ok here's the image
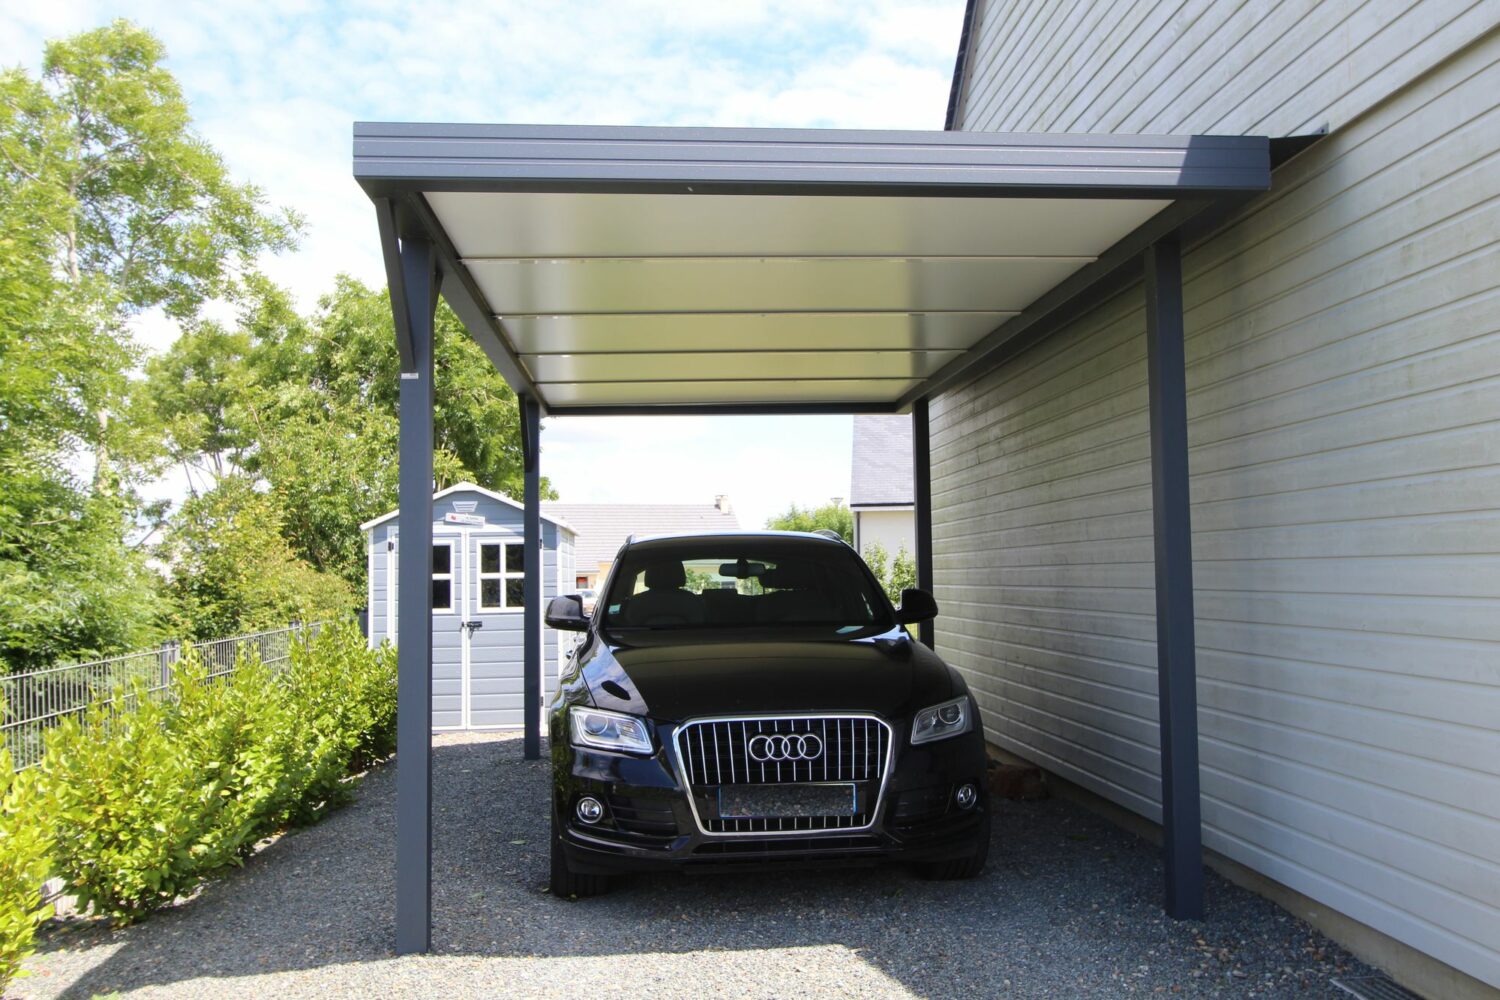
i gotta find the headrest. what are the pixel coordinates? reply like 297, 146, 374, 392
760, 562, 820, 590
644, 561, 687, 589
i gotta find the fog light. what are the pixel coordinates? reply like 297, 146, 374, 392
955, 783, 978, 810
575, 796, 604, 824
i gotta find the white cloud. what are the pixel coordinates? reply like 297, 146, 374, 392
2, 0, 960, 513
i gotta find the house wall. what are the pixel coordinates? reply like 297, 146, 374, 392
955, 0, 1498, 138
853, 507, 916, 562
366, 489, 569, 729
938, 6, 1500, 988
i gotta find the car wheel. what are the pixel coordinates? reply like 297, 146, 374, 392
550, 801, 610, 899
916, 807, 991, 881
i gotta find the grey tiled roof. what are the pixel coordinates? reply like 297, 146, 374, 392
540, 501, 741, 567
849, 414, 913, 507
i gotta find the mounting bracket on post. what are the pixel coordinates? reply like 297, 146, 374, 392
519, 396, 540, 472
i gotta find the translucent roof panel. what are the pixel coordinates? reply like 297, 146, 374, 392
355, 124, 1270, 413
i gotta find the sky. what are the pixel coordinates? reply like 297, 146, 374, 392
1, 0, 967, 530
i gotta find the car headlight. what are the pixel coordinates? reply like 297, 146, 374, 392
910, 696, 972, 745
569, 706, 653, 754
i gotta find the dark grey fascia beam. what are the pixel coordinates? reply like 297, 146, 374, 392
354, 123, 1270, 199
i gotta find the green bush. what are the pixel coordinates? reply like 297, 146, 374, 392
37, 619, 394, 926
44, 680, 243, 921
0, 748, 53, 988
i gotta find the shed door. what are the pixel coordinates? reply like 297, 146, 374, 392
429, 537, 464, 729
466, 536, 527, 728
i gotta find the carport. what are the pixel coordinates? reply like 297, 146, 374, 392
351, 123, 1275, 954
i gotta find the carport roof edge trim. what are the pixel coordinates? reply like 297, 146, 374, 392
353, 122, 1270, 197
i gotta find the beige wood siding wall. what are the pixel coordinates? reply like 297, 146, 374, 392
934, 20, 1500, 988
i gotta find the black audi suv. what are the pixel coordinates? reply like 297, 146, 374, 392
544, 530, 990, 897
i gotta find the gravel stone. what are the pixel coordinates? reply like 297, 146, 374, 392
18, 732, 1374, 998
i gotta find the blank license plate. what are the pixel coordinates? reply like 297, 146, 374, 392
719, 783, 855, 819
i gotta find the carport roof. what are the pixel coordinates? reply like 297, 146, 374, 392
353, 123, 1271, 415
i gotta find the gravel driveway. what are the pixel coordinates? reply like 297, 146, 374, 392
18, 732, 1373, 999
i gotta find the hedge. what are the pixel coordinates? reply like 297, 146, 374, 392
0, 751, 52, 989
0, 620, 395, 988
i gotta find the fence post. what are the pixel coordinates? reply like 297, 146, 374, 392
158, 640, 179, 688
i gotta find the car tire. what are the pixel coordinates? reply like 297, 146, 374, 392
550, 804, 610, 899
916, 807, 991, 881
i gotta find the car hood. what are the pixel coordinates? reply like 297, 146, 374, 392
581, 634, 960, 722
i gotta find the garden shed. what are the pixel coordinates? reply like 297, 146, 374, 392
362, 482, 576, 730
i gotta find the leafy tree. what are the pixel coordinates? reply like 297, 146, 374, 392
0, 484, 167, 669
889, 544, 917, 596
765, 499, 853, 543
0, 21, 297, 666
135, 320, 255, 492
159, 476, 356, 639
232, 276, 555, 588
861, 541, 917, 603
0, 20, 299, 318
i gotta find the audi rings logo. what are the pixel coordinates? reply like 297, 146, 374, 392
748, 733, 824, 762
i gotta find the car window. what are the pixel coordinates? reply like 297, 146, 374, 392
602, 541, 890, 634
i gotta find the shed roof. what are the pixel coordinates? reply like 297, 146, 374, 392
540, 501, 741, 568
360, 481, 574, 532
354, 123, 1271, 415
850, 414, 914, 507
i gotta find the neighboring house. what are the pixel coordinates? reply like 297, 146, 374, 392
940, 3, 1500, 996
849, 414, 914, 559
541, 495, 740, 589
361, 483, 575, 730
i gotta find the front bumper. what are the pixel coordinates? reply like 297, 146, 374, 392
551, 718, 989, 875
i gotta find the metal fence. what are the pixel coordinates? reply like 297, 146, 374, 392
0, 622, 322, 770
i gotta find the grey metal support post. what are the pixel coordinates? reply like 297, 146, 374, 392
912, 397, 935, 649
1143, 233, 1204, 920
394, 237, 439, 955
521, 395, 543, 761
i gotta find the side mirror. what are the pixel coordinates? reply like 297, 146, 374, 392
545, 594, 590, 632
894, 588, 938, 625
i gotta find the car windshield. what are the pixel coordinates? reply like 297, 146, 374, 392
601, 539, 892, 636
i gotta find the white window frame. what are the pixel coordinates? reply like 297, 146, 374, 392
476, 537, 527, 612
431, 539, 456, 614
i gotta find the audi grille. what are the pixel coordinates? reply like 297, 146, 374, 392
674, 715, 893, 835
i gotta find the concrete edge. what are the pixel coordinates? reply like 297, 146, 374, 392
984, 743, 1500, 1000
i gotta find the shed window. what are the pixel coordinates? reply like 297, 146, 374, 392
431, 541, 454, 613
478, 540, 527, 611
